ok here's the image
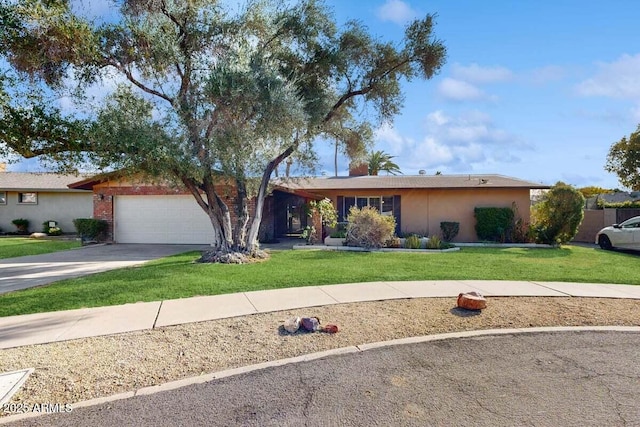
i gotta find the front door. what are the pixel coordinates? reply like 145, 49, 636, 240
273, 192, 308, 237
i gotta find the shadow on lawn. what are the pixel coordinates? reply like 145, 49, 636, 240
509, 247, 572, 259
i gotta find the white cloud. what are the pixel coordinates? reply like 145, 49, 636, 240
576, 53, 640, 99
383, 110, 531, 174
451, 63, 513, 84
425, 111, 450, 126
374, 122, 411, 153
436, 78, 486, 101
376, 0, 418, 25
529, 65, 566, 84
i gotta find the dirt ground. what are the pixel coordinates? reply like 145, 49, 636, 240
1, 296, 640, 414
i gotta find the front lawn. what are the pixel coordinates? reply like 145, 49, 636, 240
0, 237, 81, 259
0, 245, 638, 317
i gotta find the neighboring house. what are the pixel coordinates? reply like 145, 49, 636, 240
584, 191, 640, 210
0, 170, 92, 234
69, 170, 548, 244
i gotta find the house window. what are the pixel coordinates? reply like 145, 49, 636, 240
18, 192, 37, 204
340, 196, 391, 219
337, 194, 401, 233
0, 191, 6, 205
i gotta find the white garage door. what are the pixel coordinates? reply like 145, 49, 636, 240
115, 195, 214, 244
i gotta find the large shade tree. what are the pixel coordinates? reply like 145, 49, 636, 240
0, 0, 446, 258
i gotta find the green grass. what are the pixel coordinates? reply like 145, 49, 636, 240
0, 245, 638, 317
0, 238, 81, 259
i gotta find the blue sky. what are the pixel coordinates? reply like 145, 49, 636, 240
5, 0, 640, 190
320, 0, 640, 189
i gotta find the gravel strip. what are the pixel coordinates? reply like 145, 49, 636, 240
1, 296, 640, 413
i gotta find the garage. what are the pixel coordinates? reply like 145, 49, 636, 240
114, 195, 214, 244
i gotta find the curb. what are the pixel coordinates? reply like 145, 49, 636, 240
2, 326, 639, 424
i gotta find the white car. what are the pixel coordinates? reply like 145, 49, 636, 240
595, 216, 640, 250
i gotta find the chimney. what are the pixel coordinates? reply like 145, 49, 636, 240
0, 163, 6, 173
349, 162, 369, 177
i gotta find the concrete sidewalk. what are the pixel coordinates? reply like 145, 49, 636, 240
1, 280, 639, 350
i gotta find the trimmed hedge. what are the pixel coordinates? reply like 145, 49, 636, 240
73, 218, 108, 241
474, 207, 514, 242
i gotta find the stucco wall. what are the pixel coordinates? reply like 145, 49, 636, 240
0, 191, 92, 233
319, 188, 531, 242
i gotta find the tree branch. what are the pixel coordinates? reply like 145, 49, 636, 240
108, 60, 175, 104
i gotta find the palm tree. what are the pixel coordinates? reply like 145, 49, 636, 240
367, 150, 402, 175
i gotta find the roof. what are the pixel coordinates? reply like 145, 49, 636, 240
0, 172, 91, 192
66, 172, 549, 193
276, 174, 549, 191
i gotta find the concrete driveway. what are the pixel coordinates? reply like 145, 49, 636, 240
0, 244, 209, 294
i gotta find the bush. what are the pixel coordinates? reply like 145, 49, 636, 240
474, 208, 514, 242
301, 225, 316, 244
329, 230, 347, 238
307, 198, 338, 228
404, 234, 421, 249
73, 218, 108, 241
12, 218, 29, 233
532, 182, 585, 245
345, 206, 396, 249
384, 236, 401, 248
42, 220, 63, 236
426, 235, 442, 249
440, 222, 459, 242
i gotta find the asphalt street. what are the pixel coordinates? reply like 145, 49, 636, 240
5, 330, 639, 427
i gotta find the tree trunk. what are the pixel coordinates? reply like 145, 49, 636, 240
234, 178, 251, 250
180, 176, 231, 250
334, 141, 338, 176
246, 145, 296, 253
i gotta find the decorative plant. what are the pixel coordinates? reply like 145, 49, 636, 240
48, 226, 62, 236
301, 225, 316, 245
385, 236, 401, 248
308, 198, 338, 228
12, 218, 29, 234
345, 206, 396, 249
42, 220, 63, 236
426, 235, 442, 249
329, 230, 347, 238
404, 234, 421, 249
440, 221, 459, 242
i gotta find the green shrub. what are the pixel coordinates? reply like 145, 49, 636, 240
474, 207, 514, 242
42, 220, 63, 236
329, 230, 347, 238
532, 182, 585, 245
426, 235, 442, 249
301, 225, 316, 244
73, 218, 108, 241
307, 198, 338, 228
404, 234, 421, 249
440, 221, 459, 242
596, 200, 640, 209
345, 206, 396, 249
12, 218, 29, 233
